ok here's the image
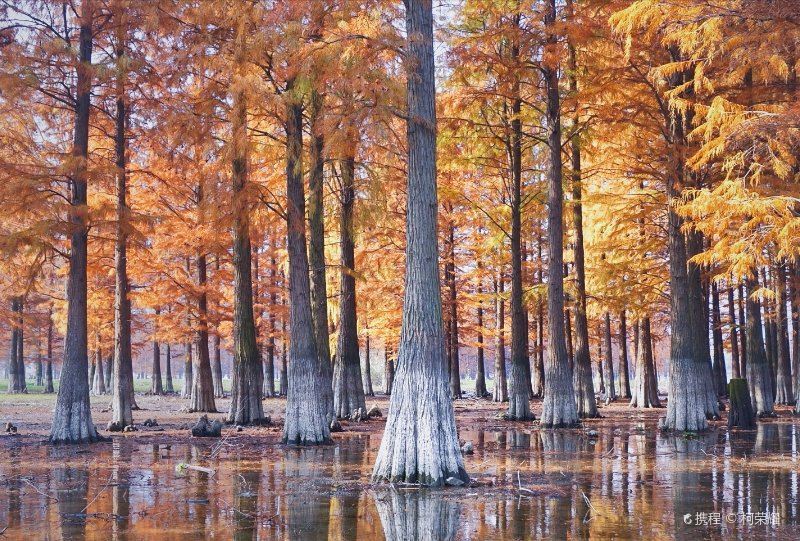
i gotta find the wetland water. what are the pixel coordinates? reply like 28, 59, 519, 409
0, 421, 798, 540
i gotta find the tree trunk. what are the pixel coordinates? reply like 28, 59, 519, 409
164, 343, 174, 393
212, 334, 223, 398
92, 345, 106, 395
728, 285, 741, 379
618, 311, 631, 399
598, 340, 605, 394
282, 92, 329, 443
507, 67, 531, 420
630, 317, 661, 408
372, 0, 468, 485
362, 333, 374, 397
228, 26, 264, 425
35, 347, 43, 387
493, 276, 508, 402
44, 307, 54, 393
745, 274, 774, 416
333, 151, 367, 420
151, 339, 163, 395
108, 15, 134, 432
602, 312, 616, 402
50, 0, 101, 443
774, 262, 793, 405
532, 231, 545, 398
660, 48, 716, 432
7, 298, 24, 393
738, 283, 748, 377
308, 88, 334, 420
539, 0, 578, 428
567, 0, 595, 415
190, 248, 216, 413
263, 254, 278, 398
446, 223, 462, 399
711, 282, 727, 397
383, 347, 394, 395
182, 342, 193, 399
279, 318, 288, 397
727, 378, 755, 430
475, 282, 487, 398
790, 262, 799, 402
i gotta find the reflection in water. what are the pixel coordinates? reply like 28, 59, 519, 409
0, 422, 798, 539
373, 489, 460, 541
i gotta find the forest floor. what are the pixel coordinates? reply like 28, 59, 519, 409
1, 390, 799, 539
0, 387, 797, 442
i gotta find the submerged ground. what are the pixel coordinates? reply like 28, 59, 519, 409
0, 392, 798, 540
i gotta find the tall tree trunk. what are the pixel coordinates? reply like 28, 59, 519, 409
108, 14, 134, 432
598, 339, 605, 394
282, 89, 329, 443
151, 338, 163, 395
44, 307, 54, 393
308, 88, 334, 420
263, 253, 277, 398
493, 276, 508, 402
603, 312, 616, 401
711, 283, 727, 397
745, 274, 774, 416
738, 283, 748, 376
228, 24, 264, 425
372, 0, 468, 485
532, 232, 545, 397
164, 343, 174, 393
383, 347, 394, 395
507, 60, 531, 419
446, 223, 462, 399
618, 311, 631, 399
630, 317, 660, 408
566, 0, 596, 417
790, 263, 799, 402
539, 0, 578, 428
183, 342, 193, 399
35, 343, 43, 387
475, 281, 487, 398
212, 258, 224, 398
279, 316, 288, 397
7, 298, 23, 393
92, 344, 106, 395
333, 150, 366, 420
50, 0, 101, 443
728, 284, 741, 379
660, 48, 716, 432
774, 261, 793, 404
190, 247, 216, 412
362, 333, 374, 397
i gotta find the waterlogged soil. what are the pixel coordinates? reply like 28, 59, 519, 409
1, 394, 799, 540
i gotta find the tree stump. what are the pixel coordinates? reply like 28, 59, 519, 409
727, 378, 756, 430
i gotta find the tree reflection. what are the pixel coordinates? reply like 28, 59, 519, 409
373, 488, 460, 541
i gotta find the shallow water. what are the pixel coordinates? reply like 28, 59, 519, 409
0, 422, 798, 540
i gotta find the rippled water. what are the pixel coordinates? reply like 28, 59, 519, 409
1, 422, 798, 540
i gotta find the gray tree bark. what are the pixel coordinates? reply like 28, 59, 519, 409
150, 339, 163, 395
539, 0, 578, 428
728, 285, 741, 379
372, 0, 468, 485
44, 307, 54, 393
7, 298, 25, 393
282, 92, 330, 443
164, 343, 174, 393
774, 262, 793, 405
383, 347, 394, 395
711, 282, 728, 397
745, 274, 775, 416
475, 281, 488, 398
190, 248, 216, 412
446, 223, 462, 399
108, 18, 134, 432
362, 333, 374, 397
228, 29, 264, 425
308, 88, 335, 420
333, 151, 367, 420
630, 317, 661, 408
493, 276, 508, 402
618, 311, 631, 399
602, 312, 616, 402
50, 0, 102, 443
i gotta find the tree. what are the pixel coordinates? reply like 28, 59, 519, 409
50, 0, 103, 444
372, 0, 468, 486
539, 0, 579, 428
